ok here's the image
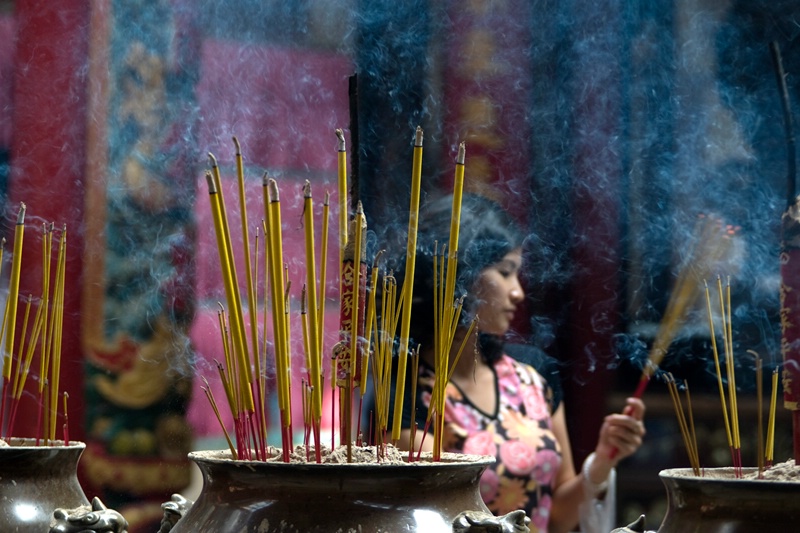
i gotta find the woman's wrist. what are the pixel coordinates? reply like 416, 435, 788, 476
582, 452, 610, 497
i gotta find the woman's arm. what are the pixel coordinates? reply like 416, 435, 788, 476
397, 427, 434, 453
548, 398, 646, 533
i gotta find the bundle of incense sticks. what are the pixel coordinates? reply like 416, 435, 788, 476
702, 282, 780, 478
704, 276, 741, 475
203, 128, 467, 463
426, 143, 477, 461
665, 373, 700, 475
0, 204, 70, 445
204, 137, 334, 463
667, 362, 780, 478
751, 351, 780, 475
632, 215, 736, 398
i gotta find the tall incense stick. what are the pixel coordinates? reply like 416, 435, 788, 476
391, 126, 424, 444
303, 181, 323, 461
430, 143, 466, 461
265, 177, 292, 461
1, 204, 25, 436
233, 137, 266, 459
207, 156, 255, 423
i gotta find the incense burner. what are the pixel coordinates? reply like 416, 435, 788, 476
654, 466, 800, 532
168, 449, 530, 532
0, 438, 90, 532
0, 438, 129, 533
612, 465, 800, 532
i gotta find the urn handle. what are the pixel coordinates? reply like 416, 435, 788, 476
158, 493, 194, 532
50, 496, 129, 533
452, 509, 530, 533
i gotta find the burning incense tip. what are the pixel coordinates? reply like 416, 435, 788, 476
268, 179, 280, 203
207, 152, 219, 168
324, 191, 330, 204
262, 171, 269, 187
205, 171, 217, 194
232, 136, 241, 155
17, 203, 26, 224
336, 128, 346, 151
373, 249, 385, 267
415, 126, 424, 147
304, 180, 312, 198
456, 142, 466, 165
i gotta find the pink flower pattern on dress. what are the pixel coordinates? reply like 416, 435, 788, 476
413, 355, 561, 525
499, 439, 538, 476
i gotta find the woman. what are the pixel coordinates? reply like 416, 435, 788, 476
393, 193, 646, 533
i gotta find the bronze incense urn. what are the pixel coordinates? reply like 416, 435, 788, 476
168, 448, 530, 533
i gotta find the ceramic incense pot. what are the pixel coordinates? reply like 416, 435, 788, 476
655, 466, 800, 532
169, 449, 530, 533
0, 438, 89, 532
0, 438, 128, 533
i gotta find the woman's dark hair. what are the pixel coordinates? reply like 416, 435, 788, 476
394, 192, 524, 363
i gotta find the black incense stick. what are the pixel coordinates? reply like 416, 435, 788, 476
770, 40, 796, 208
348, 73, 360, 213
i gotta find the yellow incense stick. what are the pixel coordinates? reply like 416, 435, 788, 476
767, 367, 778, 465
15, 301, 45, 402
232, 138, 262, 435
3, 204, 26, 383
38, 225, 53, 396
303, 181, 322, 423
301, 285, 312, 387
48, 227, 67, 441
704, 280, 733, 449
718, 277, 740, 455
444, 143, 466, 315
361, 252, 383, 394
318, 192, 330, 355
433, 144, 466, 459
266, 179, 291, 434
10, 297, 32, 400
336, 129, 349, 255
726, 278, 740, 452
206, 175, 246, 420
392, 126, 424, 443
207, 158, 255, 414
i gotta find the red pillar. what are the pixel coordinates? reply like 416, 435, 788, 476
8, 1, 90, 441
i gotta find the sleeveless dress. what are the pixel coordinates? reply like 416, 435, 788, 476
410, 354, 561, 532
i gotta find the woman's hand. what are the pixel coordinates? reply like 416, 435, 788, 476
593, 397, 646, 471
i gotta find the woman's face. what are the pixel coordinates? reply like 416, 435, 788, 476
472, 248, 524, 336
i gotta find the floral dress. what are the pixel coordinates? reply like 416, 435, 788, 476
410, 354, 561, 532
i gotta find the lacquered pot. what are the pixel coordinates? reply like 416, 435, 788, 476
657, 467, 800, 532
171, 449, 529, 533
0, 438, 89, 532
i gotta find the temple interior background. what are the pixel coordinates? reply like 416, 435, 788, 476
1, 0, 798, 531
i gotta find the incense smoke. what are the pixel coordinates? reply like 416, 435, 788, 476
5, 1, 799, 443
